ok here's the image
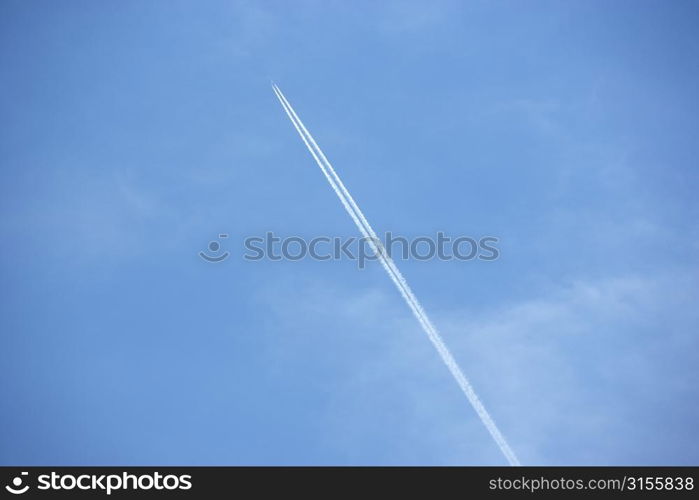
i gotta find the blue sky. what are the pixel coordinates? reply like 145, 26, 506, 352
1, 0, 698, 465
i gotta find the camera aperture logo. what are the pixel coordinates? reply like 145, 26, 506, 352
199, 233, 230, 262
5, 471, 192, 496
5, 472, 29, 495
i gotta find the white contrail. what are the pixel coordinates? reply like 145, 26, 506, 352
272, 83, 520, 466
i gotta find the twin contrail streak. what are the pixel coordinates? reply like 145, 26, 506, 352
272, 83, 520, 466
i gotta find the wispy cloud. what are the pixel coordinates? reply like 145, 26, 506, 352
257, 268, 698, 464
443, 272, 699, 464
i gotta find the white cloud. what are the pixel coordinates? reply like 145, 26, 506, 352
256, 268, 699, 464
441, 272, 699, 464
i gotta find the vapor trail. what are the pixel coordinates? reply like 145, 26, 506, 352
272, 84, 520, 466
